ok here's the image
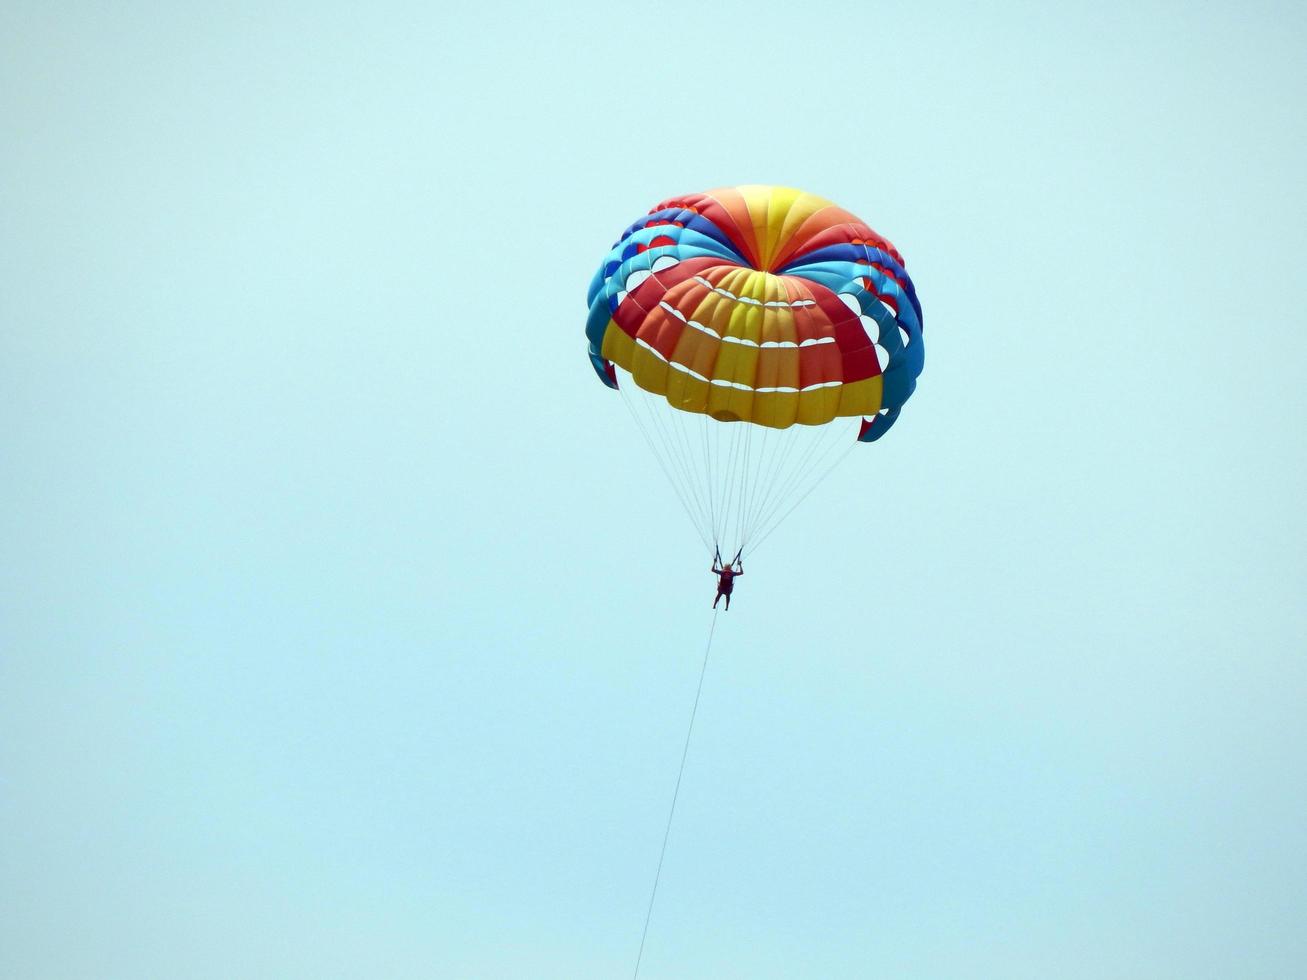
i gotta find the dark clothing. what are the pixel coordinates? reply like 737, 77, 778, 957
712, 562, 742, 609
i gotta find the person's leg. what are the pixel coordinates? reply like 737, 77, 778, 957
724, 593, 731, 610
713, 591, 721, 608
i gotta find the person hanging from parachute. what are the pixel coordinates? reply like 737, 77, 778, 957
711, 548, 743, 610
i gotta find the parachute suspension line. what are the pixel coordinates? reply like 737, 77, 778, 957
722, 432, 730, 548
753, 424, 786, 538
734, 422, 763, 549
619, 382, 713, 555
735, 420, 774, 553
637, 387, 712, 549
739, 422, 802, 549
734, 417, 854, 557
723, 422, 741, 545
668, 402, 714, 548
619, 378, 721, 556
758, 426, 803, 529
692, 416, 715, 547
632, 610, 720, 980
713, 417, 728, 548
749, 442, 856, 556
711, 415, 721, 548
664, 399, 707, 547
617, 370, 858, 561
759, 424, 805, 529
619, 384, 691, 533
742, 423, 836, 553
760, 421, 853, 538
763, 423, 841, 533
722, 417, 758, 557
750, 422, 837, 540
748, 432, 858, 556
653, 397, 695, 523
728, 420, 755, 549
715, 419, 739, 552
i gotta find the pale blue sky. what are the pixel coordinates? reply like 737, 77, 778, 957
3, 2, 1305, 978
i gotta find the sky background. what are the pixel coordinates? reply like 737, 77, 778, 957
3, 2, 1306, 978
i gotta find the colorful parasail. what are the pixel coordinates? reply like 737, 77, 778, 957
585, 185, 924, 557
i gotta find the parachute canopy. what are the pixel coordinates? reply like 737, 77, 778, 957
585, 186, 924, 556
586, 185, 923, 442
